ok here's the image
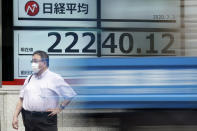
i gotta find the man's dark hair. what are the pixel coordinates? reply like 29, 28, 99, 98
33, 50, 49, 67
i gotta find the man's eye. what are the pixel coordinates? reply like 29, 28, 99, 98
31, 60, 39, 63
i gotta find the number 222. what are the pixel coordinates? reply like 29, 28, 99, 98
48, 32, 96, 53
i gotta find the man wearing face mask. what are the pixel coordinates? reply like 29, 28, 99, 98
12, 50, 77, 131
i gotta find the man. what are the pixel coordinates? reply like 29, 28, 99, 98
12, 50, 77, 131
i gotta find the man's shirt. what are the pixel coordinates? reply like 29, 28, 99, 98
20, 69, 77, 111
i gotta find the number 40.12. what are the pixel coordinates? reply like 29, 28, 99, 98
102, 33, 175, 54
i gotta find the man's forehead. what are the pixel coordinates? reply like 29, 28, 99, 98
32, 54, 41, 59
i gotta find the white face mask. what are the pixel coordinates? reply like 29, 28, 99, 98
32, 62, 41, 74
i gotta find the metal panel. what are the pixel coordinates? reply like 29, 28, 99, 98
185, 0, 197, 56
0, 0, 2, 87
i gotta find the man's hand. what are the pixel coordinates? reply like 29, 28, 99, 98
12, 116, 19, 130
12, 98, 23, 130
47, 108, 62, 116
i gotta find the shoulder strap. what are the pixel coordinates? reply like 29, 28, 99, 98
28, 74, 33, 83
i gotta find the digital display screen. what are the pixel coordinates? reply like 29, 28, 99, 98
13, 0, 183, 79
